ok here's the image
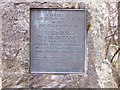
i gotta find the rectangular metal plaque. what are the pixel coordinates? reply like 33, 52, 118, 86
30, 9, 86, 74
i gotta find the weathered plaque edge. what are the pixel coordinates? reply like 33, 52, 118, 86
29, 9, 87, 75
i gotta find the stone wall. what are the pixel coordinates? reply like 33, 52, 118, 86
0, 0, 118, 88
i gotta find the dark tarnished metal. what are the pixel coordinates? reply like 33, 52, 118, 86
30, 9, 86, 74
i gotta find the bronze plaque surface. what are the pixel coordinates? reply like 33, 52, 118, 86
30, 9, 86, 74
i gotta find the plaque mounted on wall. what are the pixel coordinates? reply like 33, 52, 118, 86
30, 9, 86, 74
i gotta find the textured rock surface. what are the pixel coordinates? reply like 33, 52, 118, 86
1, 0, 118, 88
0, 1, 2, 89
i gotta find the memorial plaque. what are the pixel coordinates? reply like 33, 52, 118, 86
30, 9, 86, 74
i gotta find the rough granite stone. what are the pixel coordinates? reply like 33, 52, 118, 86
1, 0, 118, 88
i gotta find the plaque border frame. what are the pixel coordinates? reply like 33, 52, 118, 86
29, 8, 87, 75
